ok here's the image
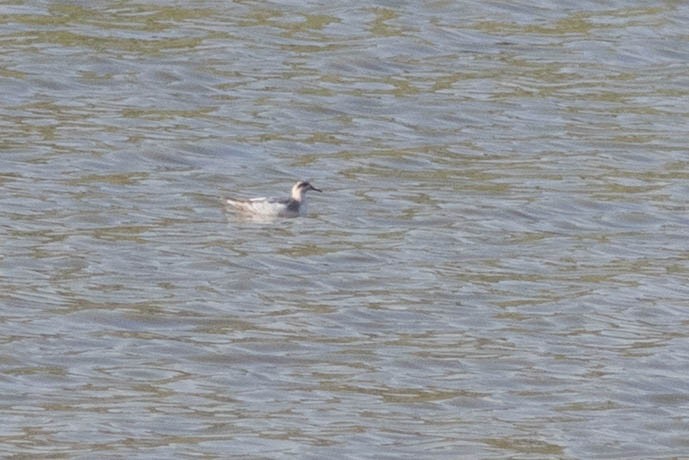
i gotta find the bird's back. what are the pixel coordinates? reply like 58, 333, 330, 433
226, 196, 299, 217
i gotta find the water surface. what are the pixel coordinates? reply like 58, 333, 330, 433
2, 1, 689, 458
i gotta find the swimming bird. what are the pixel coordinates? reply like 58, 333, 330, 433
226, 180, 322, 218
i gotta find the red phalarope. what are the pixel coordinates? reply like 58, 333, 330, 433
226, 180, 322, 218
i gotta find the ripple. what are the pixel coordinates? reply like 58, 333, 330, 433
2, 0, 689, 457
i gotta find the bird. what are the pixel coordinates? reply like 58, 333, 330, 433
226, 180, 322, 218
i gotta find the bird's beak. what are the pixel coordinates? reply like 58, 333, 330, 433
310, 185, 322, 192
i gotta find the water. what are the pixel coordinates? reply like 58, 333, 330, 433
2, 1, 689, 458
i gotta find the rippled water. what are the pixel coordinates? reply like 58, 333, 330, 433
2, 1, 689, 458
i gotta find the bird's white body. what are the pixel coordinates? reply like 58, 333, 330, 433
226, 181, 321, 218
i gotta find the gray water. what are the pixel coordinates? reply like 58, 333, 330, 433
2, 1, 689, 458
